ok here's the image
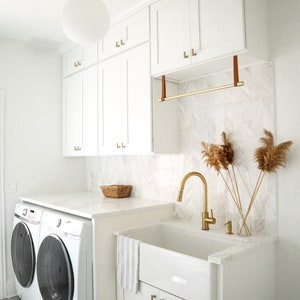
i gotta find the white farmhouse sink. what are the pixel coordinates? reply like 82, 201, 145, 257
117, 220, 277, 300
117, 220, 247, 300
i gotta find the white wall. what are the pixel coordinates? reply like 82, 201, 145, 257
86, 62, 276, 235
0, 38, 86, 296
268, 1, 300, 299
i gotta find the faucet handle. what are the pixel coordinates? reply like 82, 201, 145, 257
210, 209, 214, 218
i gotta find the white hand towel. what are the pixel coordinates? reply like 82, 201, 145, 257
117, 235, 140, 293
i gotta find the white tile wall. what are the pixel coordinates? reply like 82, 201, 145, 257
86, 62, 276, 235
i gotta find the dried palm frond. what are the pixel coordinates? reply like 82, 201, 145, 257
254, 130, 293, 173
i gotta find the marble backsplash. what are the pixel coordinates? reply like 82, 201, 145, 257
86, 62, 276, 235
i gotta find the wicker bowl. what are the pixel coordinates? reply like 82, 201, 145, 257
100, 185, 132, 198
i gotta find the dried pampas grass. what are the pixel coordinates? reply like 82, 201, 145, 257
201, 129, 293, 236
254, 129, 293, 173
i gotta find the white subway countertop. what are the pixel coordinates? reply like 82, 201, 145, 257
20, 191, 174, 219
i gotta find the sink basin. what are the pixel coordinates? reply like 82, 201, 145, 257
117, 220, 246, 300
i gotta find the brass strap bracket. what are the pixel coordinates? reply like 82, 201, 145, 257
159, 55, 244, 102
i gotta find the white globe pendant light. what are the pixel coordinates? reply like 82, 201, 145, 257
62, 0, 110, 45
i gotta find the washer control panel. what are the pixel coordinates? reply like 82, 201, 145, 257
15, 203, 43, 224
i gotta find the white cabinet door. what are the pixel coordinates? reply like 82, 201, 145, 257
63, 65, 98, 156
98, 55, 123, 154
123, 282, 156, 300
99, 7, 149, 60
98, 43, 151, 154
198, 0, 245, 61
122, 282, 184, 300
150, 0, 191, 75
123, 43, 152, 154
63, 44, 98, 77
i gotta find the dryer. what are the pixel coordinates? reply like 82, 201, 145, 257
11, 203, 43, 300
37, 210, 93, 300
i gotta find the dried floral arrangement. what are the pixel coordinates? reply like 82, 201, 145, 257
201, 130, 293, 236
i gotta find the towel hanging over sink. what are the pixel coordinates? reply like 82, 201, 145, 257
117, 235, 140, 293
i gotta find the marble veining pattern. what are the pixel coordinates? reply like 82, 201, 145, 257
86, 62, 276, 235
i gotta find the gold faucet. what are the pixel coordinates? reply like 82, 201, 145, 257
177, 171, 216, 230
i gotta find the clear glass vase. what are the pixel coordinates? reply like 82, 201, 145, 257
237, 218, 252, 236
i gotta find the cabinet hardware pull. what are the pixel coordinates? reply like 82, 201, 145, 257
183, 51, 189, 59
120, 39, 125, 46
121, 142, 126, 148
74, 146, 81, 151
116, 41, 121, 48
116, 143, 121, 149
191, 48, 197, 56
73, 61, 81, 67
150, 295, 156, 300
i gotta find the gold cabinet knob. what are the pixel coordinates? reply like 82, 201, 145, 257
116, 143, 121, 149
183, 51, 189, 59
116, 41, 121, 48
151, 295, 157, 300
74, 146, 81, 151
191, 48, 197, 56
121, 142, 126, 148
73, 60, 81, 67
120, 39, 125, 46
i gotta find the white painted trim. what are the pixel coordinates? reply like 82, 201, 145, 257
0, 89, 6, 298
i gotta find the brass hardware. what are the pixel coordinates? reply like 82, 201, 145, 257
117, 143, 126, 149
74, 146, 81, 151
74, 60, 81, 67
151, 295, 157, 300
178, 172, 216, 230
116, 41, 120, 48
183, 51, 189, 59
191, 48, 197, 56
159, 55, 244, 101
225, 221, 233, 235
120, 39, 125, 46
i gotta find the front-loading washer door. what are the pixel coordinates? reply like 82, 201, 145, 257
37, 234, 74, 300
11, 222, 35, 287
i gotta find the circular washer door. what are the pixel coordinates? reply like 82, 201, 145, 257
11, 222, 35, 287
37, 234, 74, 300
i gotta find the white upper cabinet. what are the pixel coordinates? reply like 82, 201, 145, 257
62, 44, 98, 77
98, 43, 152, 155
150, 0, 193, 75
151, 0, 268, 79
63, 65, 98, 156
98, 7, 150, 60
198, 0, 245, 61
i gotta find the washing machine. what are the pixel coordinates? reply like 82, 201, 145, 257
11, 203, 43, 300
37, 210, 93, 300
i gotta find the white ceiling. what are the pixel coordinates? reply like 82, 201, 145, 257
0, 0, 148, 52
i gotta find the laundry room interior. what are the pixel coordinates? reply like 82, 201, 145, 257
0, 0, 300, 300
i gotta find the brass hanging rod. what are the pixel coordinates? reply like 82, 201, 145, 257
159, 55, 244, 102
